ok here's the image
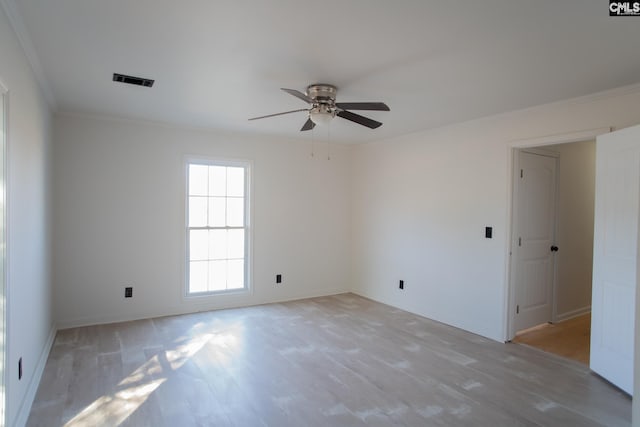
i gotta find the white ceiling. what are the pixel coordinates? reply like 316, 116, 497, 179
10, 0, 640, 143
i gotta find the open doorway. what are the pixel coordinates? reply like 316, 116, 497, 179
510, 139, 596, 365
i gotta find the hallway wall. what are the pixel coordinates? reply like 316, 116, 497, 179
550, 140, 595, 320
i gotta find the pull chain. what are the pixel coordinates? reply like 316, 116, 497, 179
327, 122, 331, 161
311, 124, 315, 158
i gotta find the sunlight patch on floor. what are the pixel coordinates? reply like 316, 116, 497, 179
63, 330, 221, 426
64, 374, 165, 427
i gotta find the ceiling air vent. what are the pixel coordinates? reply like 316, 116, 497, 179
113, 73, 154, 87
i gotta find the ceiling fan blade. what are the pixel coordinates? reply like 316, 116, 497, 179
336, 102, 390, 111
300, 118, 315, 131
248, 108, 309, 121
281, 88, 313, 104
337, 110, 382, 129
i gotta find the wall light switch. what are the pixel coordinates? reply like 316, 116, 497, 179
485, 227, 493, 239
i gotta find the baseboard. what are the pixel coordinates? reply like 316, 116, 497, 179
554, 306, 591, 323
12, 323, 57, 427
350, 290, 504, 343
56, 287, 350, 330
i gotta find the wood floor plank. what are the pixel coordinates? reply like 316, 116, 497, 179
513, 313, 591, 364
26, 294, 630, 426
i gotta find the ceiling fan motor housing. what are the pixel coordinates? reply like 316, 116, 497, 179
307, 84, 338, 122
306, 84, 337, 105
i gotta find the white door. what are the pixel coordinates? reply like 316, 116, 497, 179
0, 87, 7, 425
0, 88, 5, 425
590, 125, 640, 395
513, 150, 558, 332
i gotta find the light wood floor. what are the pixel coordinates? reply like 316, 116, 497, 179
513, 314, 591, 365
27, 294, 630, 426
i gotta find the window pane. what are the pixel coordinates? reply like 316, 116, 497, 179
187, 161, 249, 296
209, 197, 226, 227
227, 197, 244, 226
189, 261, 208, 293
209, 229, 227, 260
209, 260, 227, 291
209, 166, 226, 197
189, 197, 207, 227
189, 230, 209, 261
227, 167, 244, 197
227, 260, 244, 289
189, 164, 208, 196
227, 229, 244, 259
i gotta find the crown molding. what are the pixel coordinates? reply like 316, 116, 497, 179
0, 0, 56, 109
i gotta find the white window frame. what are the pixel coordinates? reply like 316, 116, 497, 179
184, 157, 251, 297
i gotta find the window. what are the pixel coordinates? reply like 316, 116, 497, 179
186, 160, 249, 295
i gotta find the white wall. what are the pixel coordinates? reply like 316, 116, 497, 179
52, 114, 351, 327
550, 140, 595, 320
352, 86, 640, 342
0, 4, 53, 426
635, 250, 640, 424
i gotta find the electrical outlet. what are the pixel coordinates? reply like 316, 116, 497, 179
18, 357, 22, 380
125, 286, 133, 298
399, 280, 404, 290
276, 274, 282, 284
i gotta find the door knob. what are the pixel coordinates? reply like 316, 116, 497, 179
550, 245, 559, 252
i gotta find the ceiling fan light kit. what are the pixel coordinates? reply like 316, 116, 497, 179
309, 104, 335, 126
249, 83, 389, 131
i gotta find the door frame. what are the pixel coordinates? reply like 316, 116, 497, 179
505, 127, 611, 341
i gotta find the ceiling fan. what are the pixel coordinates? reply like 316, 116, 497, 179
249, 84, 390, 131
